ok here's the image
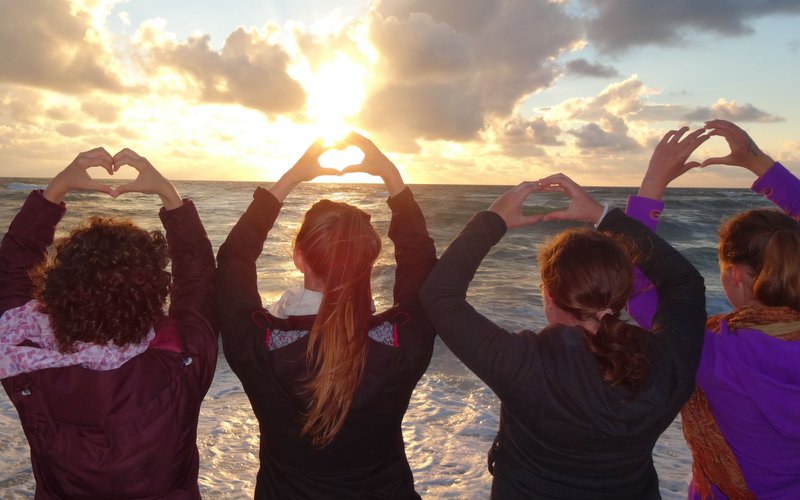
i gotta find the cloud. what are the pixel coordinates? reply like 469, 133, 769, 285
565, 58, 619, 78
0, 0, 125, 93
56, 122, 88, 137
359, 82, 484, 144
141, 24, 306, 115
358, 0, 582, 143
569, 115, 641, 153
81, 99, 122, 122
498, 116, 563, 157
559, 76, 655, 121
584, 0, 800, 53
683, 98, 784, 123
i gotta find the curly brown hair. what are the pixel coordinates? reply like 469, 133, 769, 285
32, 217, 171, 353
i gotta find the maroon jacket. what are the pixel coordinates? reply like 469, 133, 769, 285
0, 191, 217, 499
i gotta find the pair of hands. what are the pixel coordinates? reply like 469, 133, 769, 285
638, 119, 775, 200
489, 173, 603, 230
270, 132, 405, 202
43, 147, 182, 210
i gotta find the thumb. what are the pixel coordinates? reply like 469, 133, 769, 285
542, 210, 571, 221
114, 181, 139, 196
684, 161, 702, 171
85, 179, 114, 196
701, 155, 731, 168
519, 214, 546, 226
340, 164, 365, 175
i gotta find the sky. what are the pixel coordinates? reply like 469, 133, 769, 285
0, 0, 798, 186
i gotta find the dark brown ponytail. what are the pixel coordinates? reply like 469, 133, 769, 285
538, 229, 650, 394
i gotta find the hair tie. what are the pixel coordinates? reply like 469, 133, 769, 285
596, 308, 613, 321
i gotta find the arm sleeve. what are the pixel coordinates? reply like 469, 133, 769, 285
160, 200, 218, 387
387, 187, 437, 306
419, 211, 538, 398
0, 191, 65, 316
751, 162, 800, 217
599, 209, 706, 379
215, 187, 283, 365
624, 195, 665, 330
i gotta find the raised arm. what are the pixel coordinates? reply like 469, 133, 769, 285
0, 149, 114, 315
625, 126, 708, 328
702, 119, 800, 217
113, 149, 218, 384
216, 141, 339, 362
543, 173, 705, 383
341, 132, 436, 305
420, 181, 584, 397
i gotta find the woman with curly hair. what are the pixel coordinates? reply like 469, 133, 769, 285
216, 132, 437, 498
0, 148, 217, 498
626, 120, 800, 499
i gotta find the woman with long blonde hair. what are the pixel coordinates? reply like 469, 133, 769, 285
216, 133, 437, 498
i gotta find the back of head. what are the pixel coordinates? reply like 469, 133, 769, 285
34, 218, 171, 353
718, 208, 800, 311
538, 229, 650, 394
294, 199, 381, 447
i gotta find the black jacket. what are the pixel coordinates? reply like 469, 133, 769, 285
216, 187, 437, 499
420, 209, 706, 499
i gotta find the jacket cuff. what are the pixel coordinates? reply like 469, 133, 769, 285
386, 186, 414, 212
470, 211, 507, 246
625, 196, 664, 232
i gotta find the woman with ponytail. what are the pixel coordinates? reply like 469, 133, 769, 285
627, 119, 800, 498
420, 172, 706, 497
216, 132, 436, 498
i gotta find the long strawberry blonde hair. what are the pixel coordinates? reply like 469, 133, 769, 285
294, 199, 381, 447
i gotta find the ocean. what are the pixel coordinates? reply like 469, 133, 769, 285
0, 178, 776, 498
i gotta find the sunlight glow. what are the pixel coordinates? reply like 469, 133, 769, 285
303, 53, 367, 144
318, 145, 365, 171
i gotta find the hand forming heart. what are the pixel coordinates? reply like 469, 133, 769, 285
42, 147, 182, 209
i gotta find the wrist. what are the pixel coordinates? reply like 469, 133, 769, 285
159, 187, 182, 210
382, 169, 405, 197
43, 176, 68, 204
637, 177, 666, 200
748, 155, 774, 178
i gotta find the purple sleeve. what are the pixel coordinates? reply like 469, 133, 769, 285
751, 162, 800, 218
625, 195, 664, 232
624, 195, 665, 330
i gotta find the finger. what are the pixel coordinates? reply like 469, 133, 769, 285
317, 168, 342, 177
519, 214, 546, 226
669, 126, 690, 143
684, 161, 702, 171
660, 129, 678, 145
75, 152, 114, 174
542, 210, 573, 221
340, 164, 366, 175
303, 139, 327, 159
704, 119, 740, 133
84, 179, 115, 196
681, 127, 708, 144
114, 181, 141, 196
700, 155, 732, 167
113, 150, 150, 172
537, 173, 581, 194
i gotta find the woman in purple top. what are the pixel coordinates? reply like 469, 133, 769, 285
626, 120, 800, 499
